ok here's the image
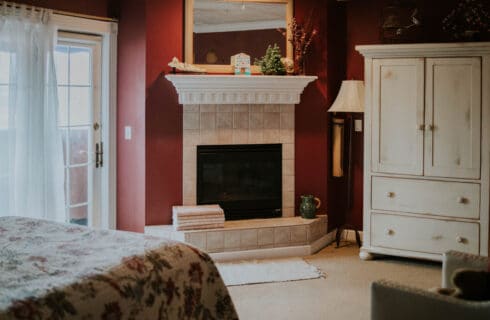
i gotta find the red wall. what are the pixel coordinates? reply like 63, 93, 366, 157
14, 0, 115, 18
116, 0, 147, 232
125, 0, 345, 229
294, 0, 348, 230
145, 0, 184, 226
293, 0, 329, 225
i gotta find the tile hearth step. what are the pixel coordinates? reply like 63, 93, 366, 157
145, 215, 328, 255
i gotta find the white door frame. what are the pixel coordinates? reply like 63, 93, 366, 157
53, 14, 118, 229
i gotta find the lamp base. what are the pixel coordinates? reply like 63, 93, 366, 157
335, 224, 362, 248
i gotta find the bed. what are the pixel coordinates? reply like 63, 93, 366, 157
0, 217, 238, 319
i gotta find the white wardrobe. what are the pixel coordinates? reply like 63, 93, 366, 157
357, 43, 490, 261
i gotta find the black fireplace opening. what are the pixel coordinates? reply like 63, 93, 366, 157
197, 144, 282, 220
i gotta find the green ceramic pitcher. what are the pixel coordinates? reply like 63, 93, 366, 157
299, 195, 321, 219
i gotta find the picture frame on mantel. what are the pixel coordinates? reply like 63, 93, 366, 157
184, 0, 294, 74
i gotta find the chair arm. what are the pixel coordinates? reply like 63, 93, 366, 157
442, 251, 488, 288
371, 280, 490, 320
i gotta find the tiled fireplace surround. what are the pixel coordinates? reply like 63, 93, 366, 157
182, 103, 296, 216
146, 75, 331, 259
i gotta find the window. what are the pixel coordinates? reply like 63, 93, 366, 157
0, 14, 117, 228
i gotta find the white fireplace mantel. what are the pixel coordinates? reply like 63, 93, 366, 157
166, 74, 317, 105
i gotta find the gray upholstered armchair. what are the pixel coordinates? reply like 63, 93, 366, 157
371, 251, 490, 320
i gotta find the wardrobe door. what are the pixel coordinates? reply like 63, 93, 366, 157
372, 58, 425, 175
425, 58, 481, 179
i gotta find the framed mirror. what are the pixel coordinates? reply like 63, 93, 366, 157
185, 0, 293, 73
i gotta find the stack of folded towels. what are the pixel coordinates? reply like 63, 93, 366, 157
172, 204, 225, 231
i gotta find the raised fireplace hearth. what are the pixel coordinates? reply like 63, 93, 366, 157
148, 75, 329, 260
197, 144, 282, 220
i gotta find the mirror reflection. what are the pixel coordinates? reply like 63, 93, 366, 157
193, 0, 287, 65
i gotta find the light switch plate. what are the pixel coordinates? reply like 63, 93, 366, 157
124, 126, 132, 140
354, 119, 363, 132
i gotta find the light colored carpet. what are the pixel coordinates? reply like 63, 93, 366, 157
216, 257, 324, 286
225, 242, 441, 320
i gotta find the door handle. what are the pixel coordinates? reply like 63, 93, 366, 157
95, 142, 103, 168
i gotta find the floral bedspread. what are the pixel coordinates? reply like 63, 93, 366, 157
0, 217, 238, 320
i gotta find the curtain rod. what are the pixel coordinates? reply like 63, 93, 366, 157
2, 1, 118, 23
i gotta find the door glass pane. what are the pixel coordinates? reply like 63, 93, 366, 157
69, 87, 91, 125
54, 47, 69, 85
69, 166, 88, 205
0, 86, 8, 128
69, 127, 89, 165
57, 86, 68, 127
0, 52, 10, 84
70, 205, 88, 226
60, 128, 68, 165
69, 47, 91, 86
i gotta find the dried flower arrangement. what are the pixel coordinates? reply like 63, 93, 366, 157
284, 16, 318, 75
442, 0, 490, 40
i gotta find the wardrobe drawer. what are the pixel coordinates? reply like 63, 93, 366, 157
372, 177, 480, 219
371, 213, 479, 255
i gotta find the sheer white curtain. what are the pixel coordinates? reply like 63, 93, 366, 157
0, 2, 65, 221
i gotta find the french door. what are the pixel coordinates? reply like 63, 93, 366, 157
54, 33, 103, 227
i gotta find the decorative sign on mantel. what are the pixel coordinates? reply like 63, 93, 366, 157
231, 53, 251, 76
165, 74, 317, 105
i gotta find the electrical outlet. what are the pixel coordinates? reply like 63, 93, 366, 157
124, 126, 132, 140
354, 119, 363, 132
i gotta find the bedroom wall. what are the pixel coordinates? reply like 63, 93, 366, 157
116, 0, 147, 232
144, 0, 184, 227
10, 0, 347, 232
138, 0, 348, 230
13, 0, 117, 17
15, 0, 490, 233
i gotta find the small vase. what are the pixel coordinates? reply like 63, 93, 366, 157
299, 195, 321, 219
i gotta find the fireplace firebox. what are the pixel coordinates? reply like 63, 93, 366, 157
197, 144, 282, 220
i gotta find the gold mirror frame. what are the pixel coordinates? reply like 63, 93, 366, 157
185, 0, 294, 74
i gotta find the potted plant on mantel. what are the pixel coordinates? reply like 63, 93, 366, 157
254, 44, 287, 75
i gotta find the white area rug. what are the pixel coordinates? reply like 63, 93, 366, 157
216, 257, 325, 286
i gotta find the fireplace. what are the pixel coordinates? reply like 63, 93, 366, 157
197, 144, 282, 220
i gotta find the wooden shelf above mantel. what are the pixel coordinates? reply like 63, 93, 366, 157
165, 74, 317, 105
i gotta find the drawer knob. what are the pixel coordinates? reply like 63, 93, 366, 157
456, 236, 467, 244
457, 197, 468, 204
426, 124, 435, 131
387, 192, 395, 198
385, 229, 395, 236
417, 124, 425, 131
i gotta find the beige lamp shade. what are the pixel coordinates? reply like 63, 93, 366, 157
328, 80, 365, 113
